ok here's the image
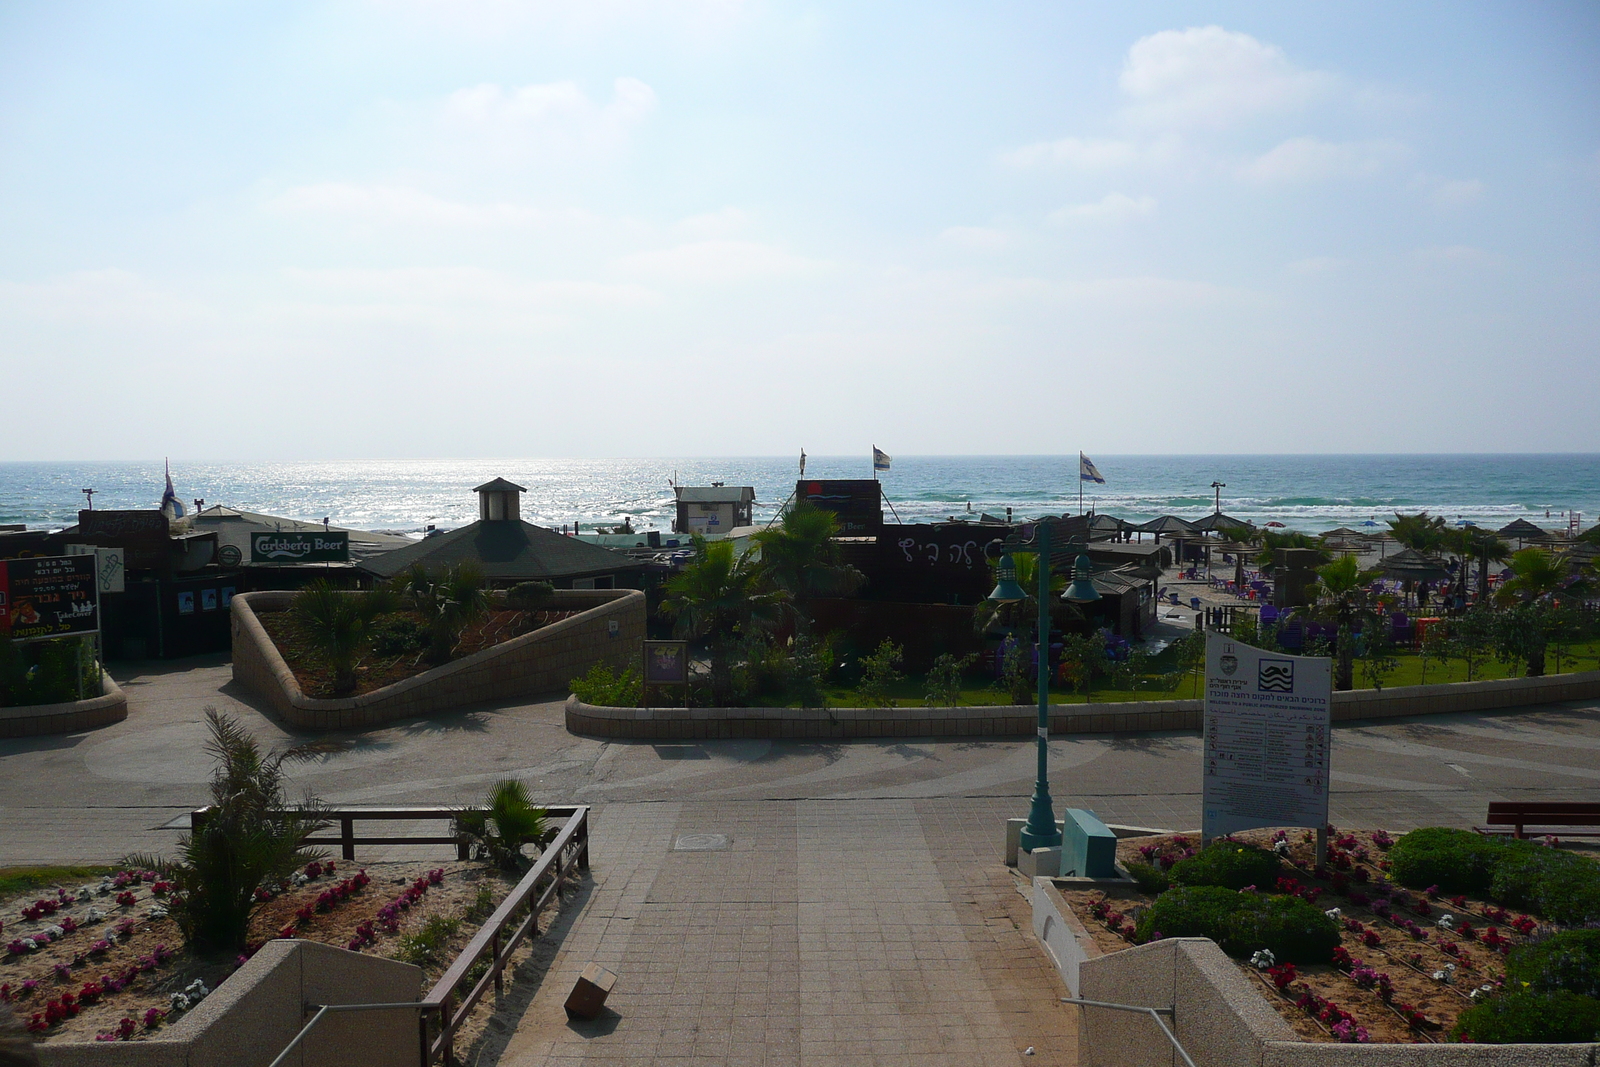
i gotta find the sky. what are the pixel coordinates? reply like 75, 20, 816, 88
2, 1, 1598, 461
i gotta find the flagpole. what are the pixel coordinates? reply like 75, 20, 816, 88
1078, 453, 1084, 516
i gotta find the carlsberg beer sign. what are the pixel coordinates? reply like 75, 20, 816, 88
250, 531, 349, 563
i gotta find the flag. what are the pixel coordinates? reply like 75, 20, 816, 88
159, 459, 186, 519
873, 447, 892, 472
1079, 452, 1105, 485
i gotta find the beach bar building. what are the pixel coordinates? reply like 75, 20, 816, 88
673, 485, 756, 537
361, 478, 645, 590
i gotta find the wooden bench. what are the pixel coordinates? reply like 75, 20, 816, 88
1476, 801, 1600, 840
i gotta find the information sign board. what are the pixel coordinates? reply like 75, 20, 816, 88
0, 555, 100, 640
643, 641, 689, 686
250, 531, 349, 563
1201, 632, 1332, 842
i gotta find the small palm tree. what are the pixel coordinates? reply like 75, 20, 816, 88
455, 780, 549, 872
289, 580, 394, 695
1493, 548, 1590, 676
403, 564, 489, 663
660, 537, 787, 703
1387, 512, 1449, 554
128, 709, 326, 953
751, 503, 865, 607
1305, 554, 1381, 691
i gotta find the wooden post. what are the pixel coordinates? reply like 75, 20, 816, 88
341, 816, 355, 861
492, 930, 503, 994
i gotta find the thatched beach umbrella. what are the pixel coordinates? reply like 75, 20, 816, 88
1378, 547, 1453, 583
1498, 518, 1551, 548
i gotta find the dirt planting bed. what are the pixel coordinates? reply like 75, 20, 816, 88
1, 858, 572, 1047
260, 608, 578, 698
1061, 826, 1590, 1045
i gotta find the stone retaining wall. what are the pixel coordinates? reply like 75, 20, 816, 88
1074, 935, 1597, 1067
38, 939, 421, 1067
0, 671, 126, 739
233, 589, 645, 730
565, 668, 1600, 740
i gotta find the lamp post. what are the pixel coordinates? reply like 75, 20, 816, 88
1211, 481, 1225, 514
989, 519, 1101, 853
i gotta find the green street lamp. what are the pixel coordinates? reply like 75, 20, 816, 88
988, 520, 1100, 854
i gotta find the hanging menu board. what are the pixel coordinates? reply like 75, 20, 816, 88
0, 555, 100, 641
1201, 632, 1332, 841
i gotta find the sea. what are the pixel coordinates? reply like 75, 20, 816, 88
2, 455, 1597, 539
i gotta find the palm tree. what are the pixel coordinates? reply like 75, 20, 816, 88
1251, 530, 1330, 575
1304, 554, 1380, 691
750, 503, 865, 611
403, 563, 489, 664
1388, 512, 1449, 554
660, 537, 788, 703
1443, 529, 1510, 605
455, 779, 549, 872
289, 579, 395, 695
127, 709, 327, 953
1493, 548, 1589, 676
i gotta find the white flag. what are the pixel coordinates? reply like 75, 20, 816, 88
1079, 452, 1105, 484
873, 447, 892, 472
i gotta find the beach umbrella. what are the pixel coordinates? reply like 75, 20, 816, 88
1360, 520, 1379, 527
1377, 547, 1453, 584
1265, 521, 1286, 528
1456, 519, 1477, 526
1190, 512, 1253, 534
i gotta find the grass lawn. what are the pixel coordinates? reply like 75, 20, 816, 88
744, 639, 1600, 709
0, 864, 115, 898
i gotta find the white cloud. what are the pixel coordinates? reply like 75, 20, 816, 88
1290, 256, 1346, 274
1003, 137, 1146, 170
1413, 245, 1500, 268
672, 207, 751, 239
614, 240, 829, 284
268, 184, 562, 227
284, 266, 663, 309
1411, 175, 1484, 209
1118, 26, 1334, 130
436, 77, 656, 157
938, 226, 1015, 251
1240, 137, 1404, 183
1047, 193, 1155, 224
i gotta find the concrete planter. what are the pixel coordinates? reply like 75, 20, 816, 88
566, 667, 1600, 740
1030, 889, 1600, 1066
37, 939, 421, 1067
232, 589, 645, 730
0, 671, 126, 739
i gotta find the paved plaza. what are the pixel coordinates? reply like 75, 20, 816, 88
2, 657, 1598, 1064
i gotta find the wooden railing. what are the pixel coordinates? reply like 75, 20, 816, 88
199, 802, 593, 1067
418, 805, 590, 1066
190, 805, 474, 860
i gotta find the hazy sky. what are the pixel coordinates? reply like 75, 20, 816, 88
2, 2, 1597, 460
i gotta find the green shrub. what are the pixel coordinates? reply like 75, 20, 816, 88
1530, 864, 1600, 927
1507, 930, 1600, 999
1452, 989, 1600, 1044
1388, 827, 1505, 894
1125, 861, 1170, 895
505, 581, 555, 611
1134, 885, 1247, 943
1489, 841, 1586, 910
1170, 841, 1281, 891
1224, 895, 1341, 965
369, 613, 429, 655
570, 662, 642, 707
858, 639, 904, 708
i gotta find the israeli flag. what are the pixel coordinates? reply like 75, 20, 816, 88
873, 447, 892, 472
159, 459, 187, 519
1079, 452, 1105, 484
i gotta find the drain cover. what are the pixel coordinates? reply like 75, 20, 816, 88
673, 833, 731, 852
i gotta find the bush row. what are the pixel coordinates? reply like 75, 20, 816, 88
1133, 884, 1341, 964
1456, 930, 1600, 1043
1388, 827, 1600, 926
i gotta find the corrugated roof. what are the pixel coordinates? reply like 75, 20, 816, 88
188, 506, 413, 563
360, 519, 642, 581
